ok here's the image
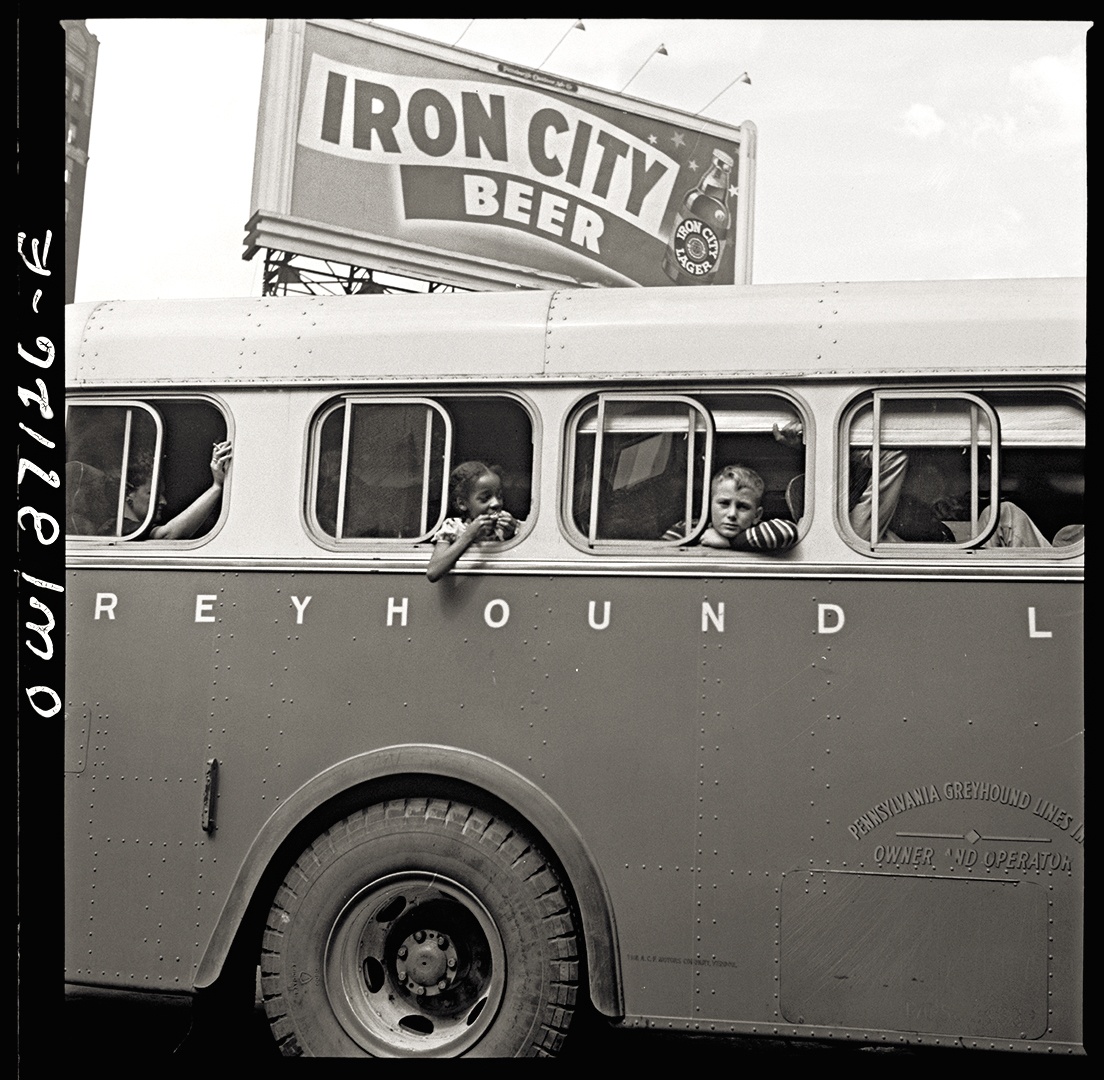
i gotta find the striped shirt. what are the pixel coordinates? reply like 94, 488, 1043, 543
730, 518, 800, 550
662, 518, 800, 551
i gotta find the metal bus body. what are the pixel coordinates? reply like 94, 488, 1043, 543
64, 278, 1085, 1055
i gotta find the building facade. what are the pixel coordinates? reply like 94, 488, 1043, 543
63, 19, 99, 304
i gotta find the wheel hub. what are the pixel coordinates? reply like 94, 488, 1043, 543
395, 930, 458, 996
324, 872, 507, 1056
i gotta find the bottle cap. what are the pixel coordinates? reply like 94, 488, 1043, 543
712, 149, 735, 168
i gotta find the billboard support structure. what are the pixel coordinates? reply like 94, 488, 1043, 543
245, 19, 756, 292
260, 248, 466, 297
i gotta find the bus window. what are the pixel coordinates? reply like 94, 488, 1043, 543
843, 390, 1084, 551
65, 398, 229, 541
311, 395, 534, 542
568, 392, 806, 547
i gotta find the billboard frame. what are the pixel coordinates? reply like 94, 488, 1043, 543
244, 19, 756, 291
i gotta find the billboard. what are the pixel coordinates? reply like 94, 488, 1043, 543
245, 20, 756, 290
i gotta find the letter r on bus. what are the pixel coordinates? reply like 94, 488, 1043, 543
94, 593, 118, 620
817, 603, 845, 634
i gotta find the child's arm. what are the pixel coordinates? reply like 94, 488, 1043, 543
701, 520, 800, 552
149, 441, 232, 540
729, 518, 800, 551
426, 514, 495, 582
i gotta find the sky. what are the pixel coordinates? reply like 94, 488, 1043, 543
74, 18, 1089, 302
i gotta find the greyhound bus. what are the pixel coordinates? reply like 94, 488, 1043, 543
63, 277, 1084, 1057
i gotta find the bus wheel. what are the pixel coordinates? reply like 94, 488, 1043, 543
261, 798, 578, 1057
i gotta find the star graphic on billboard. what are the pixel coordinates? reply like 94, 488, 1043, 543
671, 132, 685, 148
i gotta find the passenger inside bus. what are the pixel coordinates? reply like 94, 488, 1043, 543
662, 463, 800, 551
847, 439, 1050, 547
893, 452, 1044, 547
122, 440, 233, 540
782, 420, 1055, 547
426, 460, 523, 581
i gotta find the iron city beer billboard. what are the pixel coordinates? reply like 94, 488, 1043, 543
245, 19, 756, 290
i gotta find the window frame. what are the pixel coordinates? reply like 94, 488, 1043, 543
565, 392, 714, 550
309, 395, 453, 543
64, 398, 165, 542
843, 390, 1001, 553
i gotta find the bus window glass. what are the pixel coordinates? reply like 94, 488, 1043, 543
66, 403, 160, 538
572, 397, 710, 543
845, 391, 1083, 551
344, 402, 448, 539
314, 407, 345, 536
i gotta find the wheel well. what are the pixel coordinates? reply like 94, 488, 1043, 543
215, 770, 621, 1021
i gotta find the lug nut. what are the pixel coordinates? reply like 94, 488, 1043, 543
437, 935, 449, 949
397, 946, 407, 959
413, 930, 426, 944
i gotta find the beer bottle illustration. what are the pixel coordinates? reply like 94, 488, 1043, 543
662, 149, 734, 285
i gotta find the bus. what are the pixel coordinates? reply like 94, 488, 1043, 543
64, 277, 1085, 1057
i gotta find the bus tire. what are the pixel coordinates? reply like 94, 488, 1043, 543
260, 797, 579, 1057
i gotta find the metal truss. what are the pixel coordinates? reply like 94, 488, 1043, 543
261, 249, 468, 297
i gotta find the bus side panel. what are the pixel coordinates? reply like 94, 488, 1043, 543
695, 576, 1082, 1045
64, 569, 215, 990
65, 567, 1083, 1048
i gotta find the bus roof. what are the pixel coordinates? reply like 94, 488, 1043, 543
66, 277, 1085, 389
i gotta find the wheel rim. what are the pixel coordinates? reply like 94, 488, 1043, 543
323, 872, 508, 1056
